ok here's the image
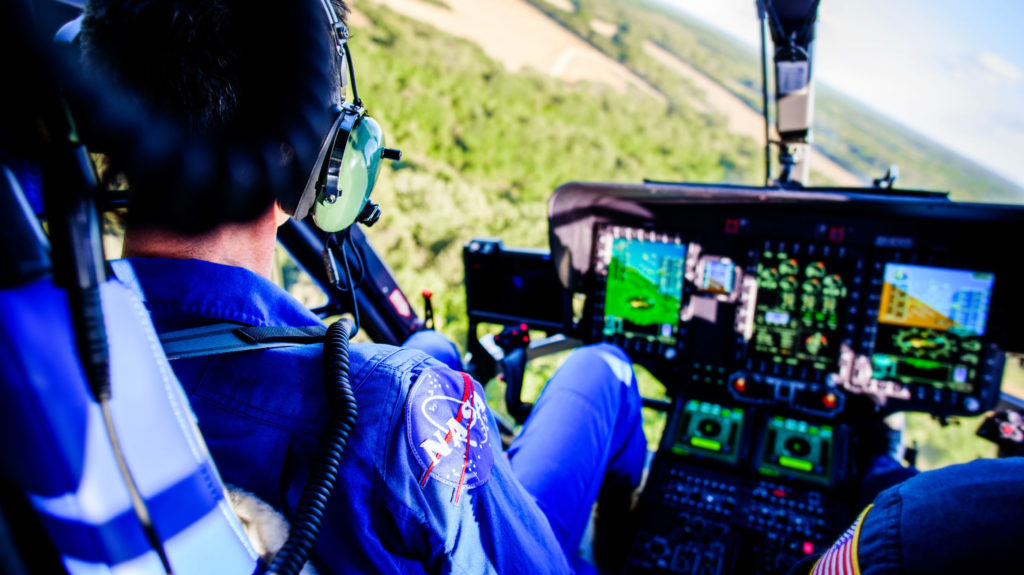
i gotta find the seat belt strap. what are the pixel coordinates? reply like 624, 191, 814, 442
158, 324, 327, 360
109, 259, 326, 360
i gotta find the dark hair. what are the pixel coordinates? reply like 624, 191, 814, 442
81, 0, 349, 135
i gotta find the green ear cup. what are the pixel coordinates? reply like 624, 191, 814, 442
311, 113, 385, 233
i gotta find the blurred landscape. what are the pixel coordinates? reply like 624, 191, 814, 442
299, 0, 1015, 462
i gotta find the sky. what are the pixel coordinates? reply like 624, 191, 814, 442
663, 0, 1024, 190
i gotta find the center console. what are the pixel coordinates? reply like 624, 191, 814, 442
628, 400, 848, 574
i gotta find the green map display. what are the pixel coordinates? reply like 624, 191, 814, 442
603, 238, 685, 344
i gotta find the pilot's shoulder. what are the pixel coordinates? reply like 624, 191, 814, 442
348, 341, 458, 392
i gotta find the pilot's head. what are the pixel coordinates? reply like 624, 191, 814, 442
80, 0, 349, 136
78, 0, 360, 277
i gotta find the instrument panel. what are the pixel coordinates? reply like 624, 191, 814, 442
589, 223, 1002, 417
542, 182, 1024, 575
548, 182, 1023, 418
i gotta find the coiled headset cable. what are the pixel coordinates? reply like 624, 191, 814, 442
267, 317, 358, 575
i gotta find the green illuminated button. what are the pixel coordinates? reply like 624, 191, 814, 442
780, 456, 813, 472
690, 437, 722, 452
697, 419, 722, 437
784, 437, 811, 456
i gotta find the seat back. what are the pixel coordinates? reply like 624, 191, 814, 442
0, 167, 260, 574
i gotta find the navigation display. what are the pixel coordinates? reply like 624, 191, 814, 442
757, 416, 834, 486
603, 236, 686, 345
671, 400, 744, 467
701, 259, 736, 296
751, 251, 848, 371
872, 264, 995, 393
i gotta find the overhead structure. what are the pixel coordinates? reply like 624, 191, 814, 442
758, 0, 821, 187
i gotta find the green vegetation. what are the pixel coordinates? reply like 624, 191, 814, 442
526, 0, 1024, 202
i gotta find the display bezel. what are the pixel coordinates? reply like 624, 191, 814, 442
870, 263, 995, 395
669, 399, 747, 467
755, 415, 836, 487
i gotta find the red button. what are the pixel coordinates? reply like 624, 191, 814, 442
733, 378, 747, 393
822, 393, 838, 409
803, 542, 815, 555
772, 488, 787, 498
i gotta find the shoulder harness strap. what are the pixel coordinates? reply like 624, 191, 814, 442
159, 324, 327, 360
109, 259, 326, 360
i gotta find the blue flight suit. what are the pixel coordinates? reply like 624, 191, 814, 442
121, 257, 646, 574
804, 457, 1024, 574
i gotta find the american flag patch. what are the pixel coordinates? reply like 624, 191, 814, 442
810, 505, 873, 575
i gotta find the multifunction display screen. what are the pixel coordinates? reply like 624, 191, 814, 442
671, 400, 744, 467
700, 259, 737, 296
603, 236, 686, 345
757, 416, 834, 486
872, 264, 995, 393
751, 251, 848, 371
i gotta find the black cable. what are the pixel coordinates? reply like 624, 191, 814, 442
50, 141, 175, 575
322, 231, 361, 334
100, 401, 174, 575
343, 31, 362, 107
342, 227, 367, 289
267, 318, 358, 575
324, 232, 358, 290
338, 235, 361, 334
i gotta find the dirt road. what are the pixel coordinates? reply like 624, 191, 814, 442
360, 0, 863, 186
365, 0, 663, 101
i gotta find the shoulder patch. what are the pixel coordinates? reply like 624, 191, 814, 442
811, 504, 872, 575
406, 367, 493, 499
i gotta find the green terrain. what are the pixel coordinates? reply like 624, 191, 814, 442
604, 265, 681, 334
527, 0, 1024, 202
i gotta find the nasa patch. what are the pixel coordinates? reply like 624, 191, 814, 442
406, 367, 493, 498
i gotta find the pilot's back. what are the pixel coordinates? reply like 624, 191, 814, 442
129, 256, 570, 574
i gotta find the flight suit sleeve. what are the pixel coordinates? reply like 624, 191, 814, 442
377, 363, 573, 574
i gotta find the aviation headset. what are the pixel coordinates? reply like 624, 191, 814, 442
290, 0, 402, 233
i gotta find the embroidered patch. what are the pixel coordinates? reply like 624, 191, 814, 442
406, 367, 493, 499
811, 504, 872, 575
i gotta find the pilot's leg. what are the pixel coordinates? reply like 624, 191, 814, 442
506, 343, 646, 558
401, 329, 463, 371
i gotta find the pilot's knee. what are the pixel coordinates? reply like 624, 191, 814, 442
402, 329, 462, 370
559, 343, 637, 392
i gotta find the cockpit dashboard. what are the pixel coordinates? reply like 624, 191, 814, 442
535, 181, 1024, 574
550, 182, 1023, 420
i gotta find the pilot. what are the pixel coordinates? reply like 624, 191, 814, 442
801, 456, 1024, 574
80, 0, 646, 573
